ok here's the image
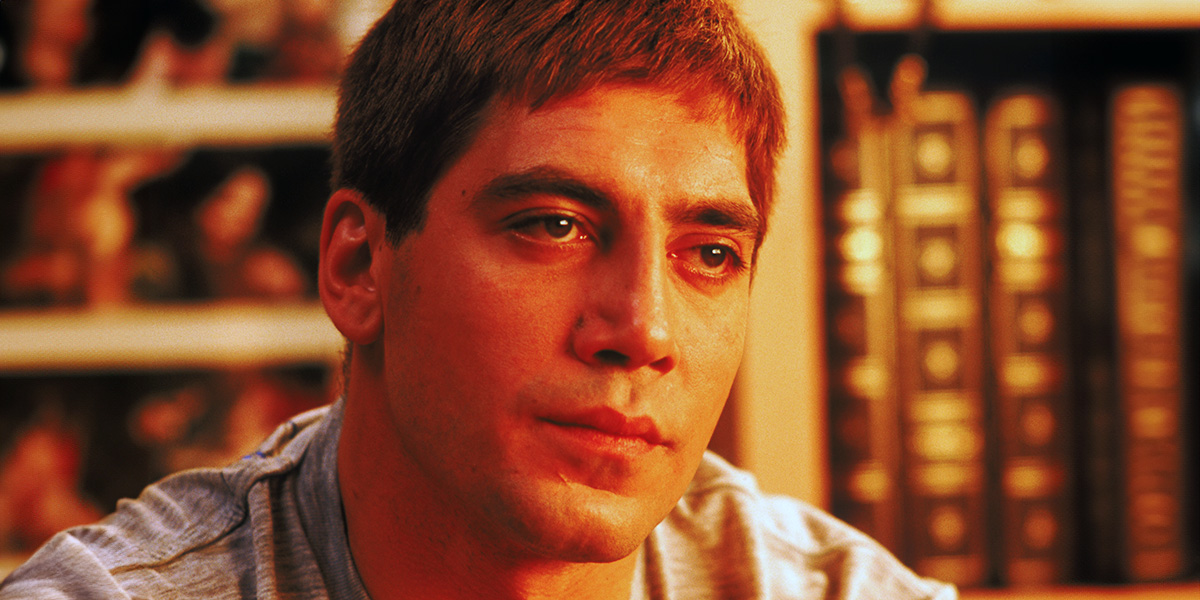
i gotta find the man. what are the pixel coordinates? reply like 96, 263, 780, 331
2, 1, 956, 598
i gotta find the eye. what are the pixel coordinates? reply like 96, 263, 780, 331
542, 216, 579, 240
698, 245, 733, 269
508, 213, 590, 244
671, 242, 746, 280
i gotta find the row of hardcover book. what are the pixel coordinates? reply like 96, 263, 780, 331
820, 50, 1195, 588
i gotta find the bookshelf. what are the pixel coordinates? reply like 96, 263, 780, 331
0, 302, 342, 372
737, 0, 1200, 508
0, 85, 335, 150
735, 0, 1198, 596
829, 0, 1200, 30
0, 85, 341, 372
961, 582, 1200, 600
0, 84, 342, 577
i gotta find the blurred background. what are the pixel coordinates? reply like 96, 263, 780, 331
0, 1, 1197, 598
0, 0, 383, 576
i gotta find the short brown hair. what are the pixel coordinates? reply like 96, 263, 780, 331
332, 0, 785, 244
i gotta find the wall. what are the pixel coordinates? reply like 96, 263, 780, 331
734, 0, 829, 507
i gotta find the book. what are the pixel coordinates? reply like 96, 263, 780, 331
982, 91, 1075, 585
824, 65, 903, 555
817, 28, 1200, 589
886, 55, 991, 587
1109, 83, 1188, 582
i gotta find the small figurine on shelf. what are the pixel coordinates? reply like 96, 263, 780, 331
2, 149, 99, 305
77, 0, 218, 87
123, 25, 235, 88
15, 0, 93, 89
269, 0, 344, 82
1, 147, 181, 307
128, 368, 331, 475
0, 400, 104, 557
79, 148, 183, 305
188, 166, 308, 299
162, 29, 236, 86
196, 0, 343, 83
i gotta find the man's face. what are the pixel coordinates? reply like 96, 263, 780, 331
373, 84, 757, 563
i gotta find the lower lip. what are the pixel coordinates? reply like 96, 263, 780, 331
540, 421, 658, 458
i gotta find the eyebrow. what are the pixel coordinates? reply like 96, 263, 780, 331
473, 166, 615, 215
665, 199, 761, 240
474, 165, 761, 239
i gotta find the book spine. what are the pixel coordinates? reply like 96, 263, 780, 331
1110, 83, 1188, 582
983, 92, 1075, 585
825, 67, 903, 554
888, 56, 991, 587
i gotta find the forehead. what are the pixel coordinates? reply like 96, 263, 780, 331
459, 84, 751, 206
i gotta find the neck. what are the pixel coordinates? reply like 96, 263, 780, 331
337, 364, 641, 600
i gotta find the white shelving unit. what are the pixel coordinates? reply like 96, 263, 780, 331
0, 85, 342, 372
0, 84, 335, 150
0, 85, 344, 579
0, 302, 342, 372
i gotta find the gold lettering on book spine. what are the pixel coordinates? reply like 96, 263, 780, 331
1111, 84, 1185, 582
825, 65, 903, 554
889, 56, 988, 588
984, 92, 1075, 585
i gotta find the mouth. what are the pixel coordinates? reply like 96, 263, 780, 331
539, 406, 668, 452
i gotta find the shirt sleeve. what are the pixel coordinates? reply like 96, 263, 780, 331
0, 533, 133, 600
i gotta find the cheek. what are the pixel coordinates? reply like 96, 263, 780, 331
394, 251, 580, 392
681, 288, 749, 371
675, 293, 749, 424
377, 252, 578, 465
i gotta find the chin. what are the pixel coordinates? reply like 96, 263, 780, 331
498, 482, 668, 564
530, 523, 648, 565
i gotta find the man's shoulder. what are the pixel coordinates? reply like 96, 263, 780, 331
0, 405, 334, 599
649, 452, 958, 600
678, 453, 882, 556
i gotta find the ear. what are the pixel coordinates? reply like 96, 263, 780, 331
319, 189, 385, 346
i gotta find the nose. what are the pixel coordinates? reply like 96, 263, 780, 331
571, 244, 678, 374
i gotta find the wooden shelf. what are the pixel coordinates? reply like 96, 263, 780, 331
0, 301, 343, 372
0, 85, 341, 372
823, 0, 1200, 31
961, 582, 1200, 599
0, 84, 335, 151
